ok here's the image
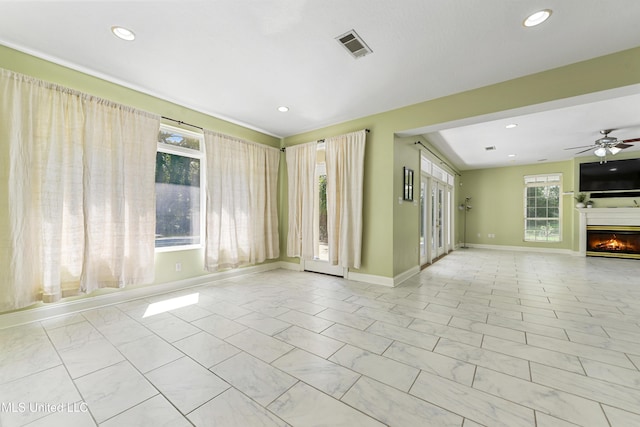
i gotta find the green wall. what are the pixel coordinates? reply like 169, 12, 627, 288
459, 161, 576, 250
280, 117, 391, 278
280, 45, 640, 278
392, 136, 422, 275
2, 42, 640, 301
391, 135, 461, 276
455, 151, 640, 253
0, 44, 280, 295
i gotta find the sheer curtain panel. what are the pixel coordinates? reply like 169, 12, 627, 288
0, 69, 159, 311
285, 142, 317, 259
325, 130, 367, 269
204, 131, 279, 271
81, 99, 159, 292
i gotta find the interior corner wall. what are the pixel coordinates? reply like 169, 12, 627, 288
0, 44, 281, 308
391, 135, 460, 276
458, 161, 575, 250
392, 136, 422, 276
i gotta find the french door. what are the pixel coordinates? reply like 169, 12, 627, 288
420, 175, 452, 265
431, 181, 447, 258
420, 178, 429, 265
303, 150, 345, 277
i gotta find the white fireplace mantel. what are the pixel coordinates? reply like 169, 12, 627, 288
577, 207, 640, 256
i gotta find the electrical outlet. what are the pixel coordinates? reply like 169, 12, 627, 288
175, 262, 182, 272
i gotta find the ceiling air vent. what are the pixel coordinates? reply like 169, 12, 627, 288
336, 30, 372, 59
485, 146, 497, 151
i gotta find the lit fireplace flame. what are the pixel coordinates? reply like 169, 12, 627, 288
594, 234, 627, 251
586, 227, 640, 258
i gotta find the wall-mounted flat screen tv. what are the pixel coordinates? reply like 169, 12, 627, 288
579, 158, 640, 192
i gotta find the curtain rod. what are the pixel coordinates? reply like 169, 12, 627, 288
280, 128, 370, 152
414, 141, 461, 176
161, 116, 204, 131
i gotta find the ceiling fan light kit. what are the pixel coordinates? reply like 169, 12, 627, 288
566, 128, 640, 163
594, 147, 607, 157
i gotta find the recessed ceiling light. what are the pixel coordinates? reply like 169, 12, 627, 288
508, 154, 516, 158
277, 106, 289, 112
111, 26, 135, 41
505, 123, 518, 129
523, 9, 552, 27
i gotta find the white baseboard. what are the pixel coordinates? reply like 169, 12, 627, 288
393, 265, 420, 286
0, 262, 284, 330
463, 243, 574, 255
346, 271, 394, 287
277, 261, 304, 271
0, 260, 421, 329
347, 265, 419, 288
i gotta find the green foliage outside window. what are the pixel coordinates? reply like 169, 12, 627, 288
155, 130, 202, 248
319, 174, 328, 242
524, 177, 561, 242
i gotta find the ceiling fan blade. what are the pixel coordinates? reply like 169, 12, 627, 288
621, 137, 640, 143
615, 143, 633, 149
564, 145, 594, 150
575, 148, 594, 154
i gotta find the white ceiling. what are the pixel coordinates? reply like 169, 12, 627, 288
401, 87, 640, 170
1, 1, 640, 170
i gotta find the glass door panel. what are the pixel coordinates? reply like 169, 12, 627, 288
437, 186, 444, 255
303, 151, 344, 277
420, 178, 428, 265
317, 172, 328, 261
430, 181, 446, 258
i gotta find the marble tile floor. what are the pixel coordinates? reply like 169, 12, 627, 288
1, 249, 640, 426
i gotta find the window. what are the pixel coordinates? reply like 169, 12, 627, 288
155, 125, 204, 249
524, 174, 562, 242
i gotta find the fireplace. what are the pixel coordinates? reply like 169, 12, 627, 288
578, 207, 640, 258
586, 225, 640, 259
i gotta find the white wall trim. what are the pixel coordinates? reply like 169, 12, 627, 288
278, 261, 304, 271
393, 265, 420, 286
1, 260, 419, 329
346, 271, 394, 287
0, 262, 284, 330
346, 265, 419, 288
464, 243, 573, 255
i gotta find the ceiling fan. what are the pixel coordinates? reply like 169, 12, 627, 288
565, 129, 640, 163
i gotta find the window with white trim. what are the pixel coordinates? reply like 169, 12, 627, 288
155, 125, 204, 250
524, 174, 562, 242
